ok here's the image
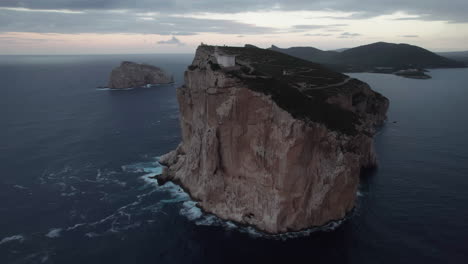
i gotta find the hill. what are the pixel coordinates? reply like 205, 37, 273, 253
437, 51, 468, 63
269, 42, 466, 72
269, 45, 340, 66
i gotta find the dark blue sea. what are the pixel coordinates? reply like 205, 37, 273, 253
0, 54, 467, 264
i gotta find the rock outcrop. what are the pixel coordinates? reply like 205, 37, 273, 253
159, 45, 389, 234
108, 61, 173, 89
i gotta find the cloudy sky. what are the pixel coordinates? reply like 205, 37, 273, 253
1, 0, 467, 54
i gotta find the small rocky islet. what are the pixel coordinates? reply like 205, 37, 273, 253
158, 45, 389, 234
107, 61, 173, 89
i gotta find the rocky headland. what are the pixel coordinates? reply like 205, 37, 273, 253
108, 61, 173, 89
159, 45, 389, 234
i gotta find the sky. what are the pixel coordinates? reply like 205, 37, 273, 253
1, 0, 468, 54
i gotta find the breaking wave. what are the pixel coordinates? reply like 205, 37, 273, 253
0, 235, 25, 245
96, 87, 134, 91
45, 228, 62, 238
6, 153, 354, 261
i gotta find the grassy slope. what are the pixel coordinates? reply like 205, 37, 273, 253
269, 42, 466, 71
206, 46, 364, 135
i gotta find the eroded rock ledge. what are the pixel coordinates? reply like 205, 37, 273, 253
108, 61, 173, 89
159, 45, 389, 234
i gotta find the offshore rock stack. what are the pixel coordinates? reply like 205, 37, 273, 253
108, 61, 173, 89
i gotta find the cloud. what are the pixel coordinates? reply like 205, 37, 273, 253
292, 24, 347, 30
339, 32, 361, 38
157, 36, 185, 46
304, 33, 333, 37
393, 16, 424, 21
0, 36, 61, 42
1, 0, 467, 23
290, 23, 347, 34
400, 35, 419, 38
325, 29, 345, 32
0, 0, 467, 38
0, 9, 276, 35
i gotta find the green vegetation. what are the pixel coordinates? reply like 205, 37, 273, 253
270, 42, 466, 72
208, 61, 221, 71
437, 51, 468, 64
206, 46, 361, 135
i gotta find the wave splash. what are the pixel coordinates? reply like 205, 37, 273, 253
0, 235, 25, 245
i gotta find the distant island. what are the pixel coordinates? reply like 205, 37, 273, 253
394, 69, 431, 79
159, 45, 389, 234
270, 42, 466, 79
107, 61, 173, 89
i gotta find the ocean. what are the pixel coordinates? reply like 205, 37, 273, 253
0, 54, 467, 263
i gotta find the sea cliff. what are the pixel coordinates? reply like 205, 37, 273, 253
159, 45, 389, 234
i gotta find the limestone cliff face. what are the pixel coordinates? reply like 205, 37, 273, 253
108, 61, 173, 89
160, 45, 389, 234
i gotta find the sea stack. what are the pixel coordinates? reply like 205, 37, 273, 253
108, 61, 173, 89
159, 45, 389, 234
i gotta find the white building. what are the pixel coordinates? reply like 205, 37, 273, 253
214, 47, 236, 67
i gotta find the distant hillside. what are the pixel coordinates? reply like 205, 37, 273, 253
269, 42, 466, 72
269, 45, 340, 65
331, 48, 349, 52
339, 42, 465, 69
437, 51, 468, 63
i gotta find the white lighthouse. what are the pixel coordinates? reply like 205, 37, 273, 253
214, 47, 236, 68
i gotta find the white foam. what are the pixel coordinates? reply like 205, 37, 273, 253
96, 88, 134, 91
184, 203, 347, 240
0, 235, 25, 245
159, 196, 189, 204
161, 182, 190, 201
95, 169, 128, 187
113, 180, 127, 187
267, 219, 346, 240
118, 222, 142, 231
122, 161, 161, 174
242, 226, 263, 238
66, 223, 86, 231
195, 215, 220, 226
85, 232, 101, 238
137, 189, 158, 200
13, 185, 28, 190
179, 201, 202, 221
45, 228, 62, 238
140, 174, 159, 186
142, 204, 163, 213
225, 221, 238, 229
90, 212, 118, 226
61, 192, 77, 197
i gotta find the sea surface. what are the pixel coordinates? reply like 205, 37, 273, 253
0, 54, 467, 264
